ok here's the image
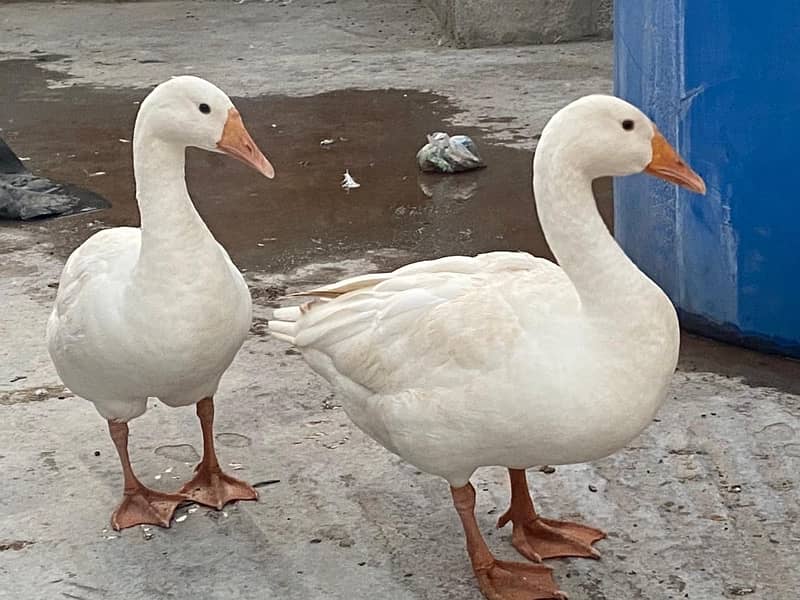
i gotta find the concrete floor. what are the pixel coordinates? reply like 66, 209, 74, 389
0, 2, 798, 600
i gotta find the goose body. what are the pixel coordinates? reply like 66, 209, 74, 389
47, 76, 274, 530
274, 249, 677, 486
47, 223, 251, 421
270, 94, 705, 599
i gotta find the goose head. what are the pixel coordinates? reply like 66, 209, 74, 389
135, 75, 274, 178
541, 94, 705, 194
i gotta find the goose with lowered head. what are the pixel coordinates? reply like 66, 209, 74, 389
268, 95, 705, 599
47, 76, 274, 530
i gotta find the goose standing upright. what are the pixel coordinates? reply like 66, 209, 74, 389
47, 76, 274, 530
269, 95, 706, 599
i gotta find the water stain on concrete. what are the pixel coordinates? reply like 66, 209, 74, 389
0, 384, 71, 406
39, 450, 57, 473
154, 443, 201, 463
215, 432, 252, 448
0, 58, 612, 277
784, 443, 800, 458
679, 332, 800, 396
0, 540, 34, 552
754, 422, 795, 442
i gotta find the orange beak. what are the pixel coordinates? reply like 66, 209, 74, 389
644, 128, 706, 194
216, 107, 275, 179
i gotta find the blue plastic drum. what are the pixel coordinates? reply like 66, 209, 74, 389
614, 1, 800, 357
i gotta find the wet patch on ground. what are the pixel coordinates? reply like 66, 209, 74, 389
0, 384, 72, 406
154, 443, 201, 463
0, 57, 612, 277
679, 333, 800, 396
0, 540, 34, 552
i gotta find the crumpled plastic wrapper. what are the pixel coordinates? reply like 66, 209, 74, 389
416, 132, 485, 173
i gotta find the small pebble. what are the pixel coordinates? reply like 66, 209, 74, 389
728, 586, 756, 596
94, 450, 101, 457
588, 484, 598, 493
539, 465, 556, 474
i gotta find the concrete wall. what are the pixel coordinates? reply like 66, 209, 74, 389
425, 0, 612, 47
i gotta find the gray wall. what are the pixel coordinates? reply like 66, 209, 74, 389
425, 0, 613, 48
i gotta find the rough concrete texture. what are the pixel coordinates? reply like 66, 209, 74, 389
0, 0, 611, 149
596, 0, 613, 39
0, 2, 797, 600
424, 0, 613, 48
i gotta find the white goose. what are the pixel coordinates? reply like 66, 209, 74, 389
269, 95, 705, 599
47, 76, 274, 531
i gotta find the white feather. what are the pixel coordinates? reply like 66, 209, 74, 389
341, 169, 360, 190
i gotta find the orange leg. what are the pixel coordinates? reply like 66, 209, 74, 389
497, 469, 605, 562
108, 421, 185, 531
179, 397, 258, 510
451, 483, 565, 600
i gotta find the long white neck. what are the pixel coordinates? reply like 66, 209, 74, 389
132, 120, 217, 279
533, 142, 655, 316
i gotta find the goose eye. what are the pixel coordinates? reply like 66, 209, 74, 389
622, 119, 634, 131
199, 103, 211, 114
